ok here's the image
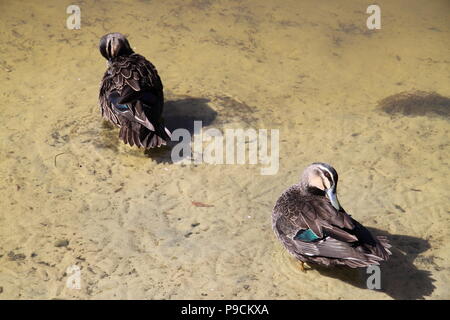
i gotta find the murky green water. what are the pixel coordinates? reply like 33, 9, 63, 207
0, 0, 449, 299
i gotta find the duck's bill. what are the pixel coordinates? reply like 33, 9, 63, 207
326, 188, 341, 211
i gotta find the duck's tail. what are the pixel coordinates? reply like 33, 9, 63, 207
374, 235, 392, 260
119, 122, 171, 149
344, 235, 392, 268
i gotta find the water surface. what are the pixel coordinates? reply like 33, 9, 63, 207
0, 0, 449, 299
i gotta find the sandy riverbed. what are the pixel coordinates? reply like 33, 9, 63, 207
0, 0, 449, 299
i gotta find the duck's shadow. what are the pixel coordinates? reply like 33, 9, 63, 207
313, 228, 436, 300
144, 96, 217, 163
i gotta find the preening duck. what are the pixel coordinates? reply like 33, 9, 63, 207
99, 32, 171, 148
272, 162, 391, 270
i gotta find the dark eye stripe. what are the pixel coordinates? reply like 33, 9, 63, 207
323, 170, 335, 187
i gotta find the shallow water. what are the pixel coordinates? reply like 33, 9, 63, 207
0, 0, 449, 299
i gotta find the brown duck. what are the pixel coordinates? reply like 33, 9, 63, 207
98, 32, 171, 148
272, 162, 391, 270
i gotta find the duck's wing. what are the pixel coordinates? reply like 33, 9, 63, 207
99, 54, 171, 148
99, 71, 120, 126
348, 216, 392, 261
273, 193, 356, 241
273, 192, 391, 266
296, 198, 357, 241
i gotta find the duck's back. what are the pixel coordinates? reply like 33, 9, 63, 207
272, 185, 309, 238
99, 54, 164, 124
99, 53, 171, 148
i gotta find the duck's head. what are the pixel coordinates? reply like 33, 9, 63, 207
99, 32, 134, 61
301, 162, 341, 211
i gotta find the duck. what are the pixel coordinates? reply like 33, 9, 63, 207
272, 162, 391, 270
98, 32, 171, 148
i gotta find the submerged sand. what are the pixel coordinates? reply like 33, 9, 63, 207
0, 0, 449, 299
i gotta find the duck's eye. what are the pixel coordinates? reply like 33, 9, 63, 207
323, 171, 331, 180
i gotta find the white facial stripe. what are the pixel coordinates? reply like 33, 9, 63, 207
107, 37, 113, 58
111, 37, 118, 57
309, 174, 325, 190
107, 36, 119, 58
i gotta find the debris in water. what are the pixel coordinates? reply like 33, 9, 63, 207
55, 239, 69, 247
192, 201, 214, 207
8, 251, 26, 261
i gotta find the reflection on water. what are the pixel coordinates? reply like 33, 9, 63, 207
0, 0, 449, 299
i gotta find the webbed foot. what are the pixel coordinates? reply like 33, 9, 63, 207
298, 261, 310, 273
